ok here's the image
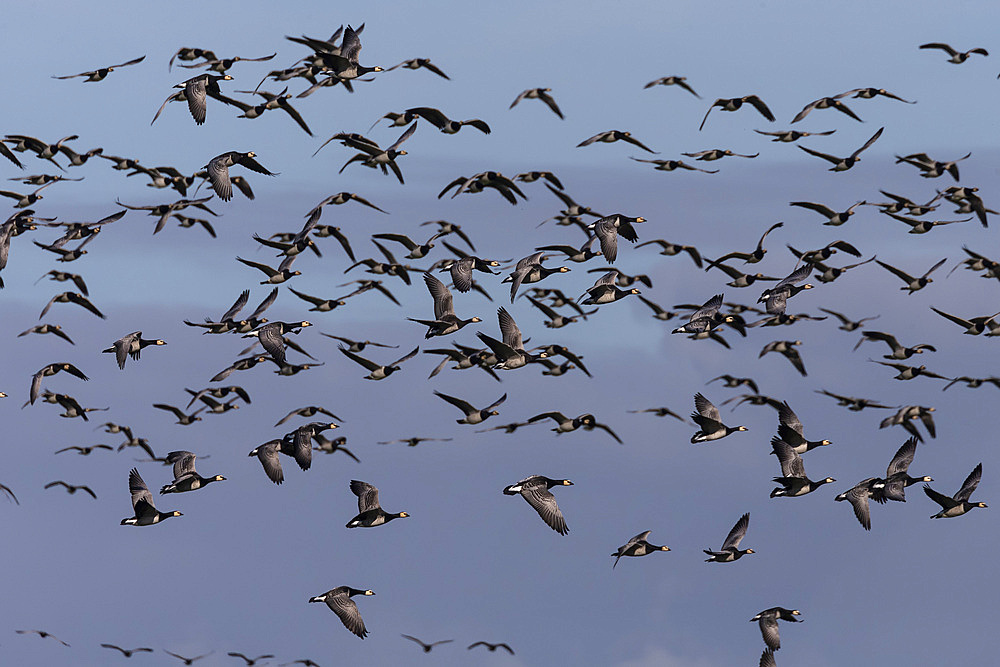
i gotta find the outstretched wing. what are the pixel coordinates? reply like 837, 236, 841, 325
166, 450, 198, 480
328, 592, 367, 638
236, 153, 277, 176
350, 479, 381, 511
423, 272, 454, 320
721, 512, 749, 550
128, 468, 155, 515
886, 437, 917, 476
694, 392, 721, 422
955, 463, 983, 503
771, 437, 805, 478
521, 485, 568, 535
497, 307, 522, 350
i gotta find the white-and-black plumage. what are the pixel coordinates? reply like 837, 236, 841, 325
611, 531, 670, 568
758, 263, 813, 314
249, 439, 284, 485
53, 55, 145, 82
699, 95, 775, 130
509, 87, 564, 118
798, 126, 884, 171
672, 293, 731, 334
919, 42, 988, 63
760, 340, 807, 376
775, 401, 832, 454
447, 254, 500, 292
29, 362, 89, 405
281, 422, 333, 470
309, 586, 375, 638
476, 307, 539, 370
835, 478, 878, 530
504, 252, 565, 303
250, 320, 311, 365
434, 390, 506, 425
923, 463, 987, 518
205, 151, 276, 201
750, 607, 802, 651
404, 106, 490, 134
871, 437, 931, 503
339, 345, 419, 380
580, 270, 640, 305
690, 392, 747, 443
703, 512, 753, 561
120, 468, 182, 526
159, 451, 225, 494
408, 272, 482, 338
345, 480, 409, 527
588, 213, 645, 263
103, 331, 166, 369
502, 475, 573, 535
171, 72, 234, 125
769, 437, 835, 498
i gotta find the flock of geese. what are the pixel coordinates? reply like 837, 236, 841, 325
0, 17, 996, 666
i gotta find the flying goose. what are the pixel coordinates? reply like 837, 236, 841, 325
503, 475, 573, 535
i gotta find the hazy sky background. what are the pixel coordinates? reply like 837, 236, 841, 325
1, 1, 998, 665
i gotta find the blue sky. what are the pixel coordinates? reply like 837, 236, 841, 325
1, 1, 997, 665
